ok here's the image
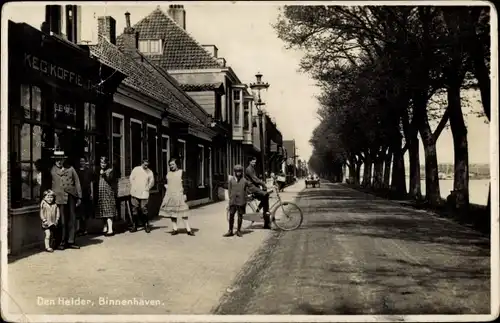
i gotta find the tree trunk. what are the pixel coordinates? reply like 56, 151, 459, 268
362, 155, 373, 187
448, 82, 470, 211
348, 163, 356, 184
355, 162, 362, 186
373, 149, 385, 190
419, 118, 442, 206
408, 135, 423, 200
391, 143, 407, 197
471, 50, 490, 121
383, 149, 392, 189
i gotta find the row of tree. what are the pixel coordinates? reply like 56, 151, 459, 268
274, 6, 491, 212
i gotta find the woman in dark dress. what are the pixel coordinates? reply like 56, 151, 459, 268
95, 156, 117, 236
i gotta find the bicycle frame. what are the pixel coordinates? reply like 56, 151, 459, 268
247, 185, 285, 215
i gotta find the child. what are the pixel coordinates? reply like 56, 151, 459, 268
224, 165, 249, 237
40, 189, 60, 252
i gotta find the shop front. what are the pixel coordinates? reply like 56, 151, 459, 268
7, 21, 125, 254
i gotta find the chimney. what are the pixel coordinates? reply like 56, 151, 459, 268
168, 4, 186, 29
121, 12, 140, 60
65, 5, 81, 43
98, 16, 116, 44
202, 45, 218, 58
217, 57, 226, 67
45, 5, 62, 35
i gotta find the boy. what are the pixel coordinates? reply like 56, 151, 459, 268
224, 165, 249, 237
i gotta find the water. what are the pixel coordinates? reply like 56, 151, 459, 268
405, 179, 490, 206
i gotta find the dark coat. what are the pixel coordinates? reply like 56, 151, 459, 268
245, 165, 265, 193
228, 177, 250, 206
50, 165, 82, 204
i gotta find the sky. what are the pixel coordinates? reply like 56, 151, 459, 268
3, 1, 492, 165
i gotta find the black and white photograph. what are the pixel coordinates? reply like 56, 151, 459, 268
0, 1, 498, 321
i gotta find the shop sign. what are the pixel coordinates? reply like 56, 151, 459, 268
23, 53, 99, 90
54, 103, 76, 116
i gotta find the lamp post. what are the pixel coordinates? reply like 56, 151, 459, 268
250, 72, 270, 181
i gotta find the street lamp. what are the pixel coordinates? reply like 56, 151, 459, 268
249, 72, 270, 181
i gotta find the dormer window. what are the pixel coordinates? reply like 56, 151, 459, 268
138, 39, 162, 55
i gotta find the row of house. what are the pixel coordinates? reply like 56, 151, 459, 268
6, 4, 294, 254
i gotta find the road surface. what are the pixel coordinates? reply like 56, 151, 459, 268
213, 181, 491, 315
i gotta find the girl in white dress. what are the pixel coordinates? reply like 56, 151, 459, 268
159, 158, 194, 236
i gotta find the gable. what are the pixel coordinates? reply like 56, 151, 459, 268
116, 8, 222, 70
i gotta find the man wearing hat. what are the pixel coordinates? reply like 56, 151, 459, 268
51, 150, 82, 249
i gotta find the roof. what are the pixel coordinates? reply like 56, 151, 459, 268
179, 82, 224, 92
89, 35, 205, 127
116, 8, 223, 70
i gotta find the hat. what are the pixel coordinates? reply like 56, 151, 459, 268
51, 150, 67, 159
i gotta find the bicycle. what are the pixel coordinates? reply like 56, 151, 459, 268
226, 184, 303, 231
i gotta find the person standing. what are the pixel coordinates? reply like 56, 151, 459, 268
245, 157, 271, 229
50, 151, 82, 249
95, 156, 118, 236
76, 156, 94, 236
40, 189, 60, 252
224, 165, 249, 237
129, 159, 154, 233
159, 158, 194, 236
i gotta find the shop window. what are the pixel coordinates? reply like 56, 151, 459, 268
130, 119, 143, 170
177, 139, 186, 170
12, 84, 48, 207
161, 135, 170, 178
112, 113, 125, 177
11, 123, 47, 206
83, 135, 95, 169
84, 102, 97, 131
197, 144, 205, 187
146, 124, 158, 184
53, 102, 77, 127
20, 84, 42, 121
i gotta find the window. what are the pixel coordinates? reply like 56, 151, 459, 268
146, 124, 158, 175
244, 101, 250, 130
53, 102, 77, 127
138, 39, 162, 54
112, 113, 125, 177
150, 40, 161, 53
177, 139, 186, 170
197, 144, 205, 187
130, 119, 143, 169
20, 84, 42, 121
232, 89, 242, 125
84, 102, 97, 131
233, 90, 241, 101
161, 135, 170, 177
12, 84, 45, 207
138, 40, 149, 53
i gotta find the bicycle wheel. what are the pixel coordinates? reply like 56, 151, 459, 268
271, 202, 303, 231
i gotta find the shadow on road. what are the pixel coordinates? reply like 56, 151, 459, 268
298, 183, 489, 257
213, 182, 490, 315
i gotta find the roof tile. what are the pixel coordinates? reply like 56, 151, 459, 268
116, 8, 223, 70
89, 35, 204, 127
179, 82, 224, 92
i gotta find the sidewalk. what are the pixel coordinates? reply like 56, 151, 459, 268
5, 180, 305, 316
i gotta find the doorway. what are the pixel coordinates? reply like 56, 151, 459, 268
53, 128, 84, 168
